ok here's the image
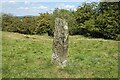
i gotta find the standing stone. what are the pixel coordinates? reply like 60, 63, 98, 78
52, 18, 69, 68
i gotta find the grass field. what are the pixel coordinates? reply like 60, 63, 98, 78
2, 31, 118, 78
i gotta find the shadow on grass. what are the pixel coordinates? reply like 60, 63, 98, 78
58, 63, 80, 75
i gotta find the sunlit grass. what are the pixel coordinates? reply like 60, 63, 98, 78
2, 31, 118, 78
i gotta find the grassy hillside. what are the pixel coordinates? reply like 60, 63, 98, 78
2, 31, 118, 78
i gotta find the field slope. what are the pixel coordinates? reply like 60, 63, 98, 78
2, 31, 118, 78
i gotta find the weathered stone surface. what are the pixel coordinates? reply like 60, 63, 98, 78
52, 18, 69, 68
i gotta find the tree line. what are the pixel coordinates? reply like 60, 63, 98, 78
1, 2, 120, 40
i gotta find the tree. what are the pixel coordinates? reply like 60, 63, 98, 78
2, 13, 20, 32
96, 2, 120, 39
75, 2, 98, 36
36, 13, 53, 36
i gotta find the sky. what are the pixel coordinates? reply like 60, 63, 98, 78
1, 0, 101, 16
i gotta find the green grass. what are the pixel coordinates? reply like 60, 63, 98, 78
2, 31, 118, 78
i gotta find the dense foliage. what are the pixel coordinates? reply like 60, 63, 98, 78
1, 2, 120, 40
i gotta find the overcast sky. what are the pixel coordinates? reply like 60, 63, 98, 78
1, 0, 101, 16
